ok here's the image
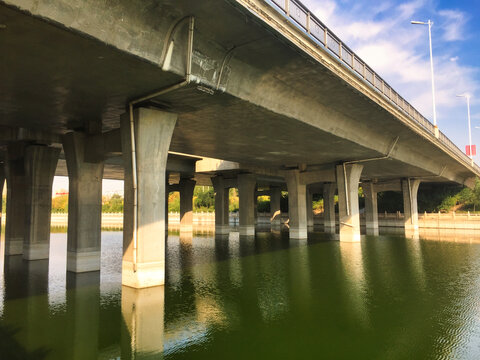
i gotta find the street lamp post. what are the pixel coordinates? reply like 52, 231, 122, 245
458, 94, 473, 165
411, 20, 439, 138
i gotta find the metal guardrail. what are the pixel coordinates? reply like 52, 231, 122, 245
268, 0, 480, 174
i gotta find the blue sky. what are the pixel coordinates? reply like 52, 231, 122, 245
303, 0, 480, 160
52, 0, 480, 195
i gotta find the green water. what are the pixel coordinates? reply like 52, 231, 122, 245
1, 229, 480, 359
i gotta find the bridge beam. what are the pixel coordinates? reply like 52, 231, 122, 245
402, 179, 421, 238
238, 174, 256, 236
336, 164, 363, 242
179, 178, 196, 233
323, 183, 336, 234
121, 108, 176, 288
64, 132, 104, 272
24, 145, 60, 260
286, 170, 308, 239
212, 176, 230, 235
362, 182, 379, 236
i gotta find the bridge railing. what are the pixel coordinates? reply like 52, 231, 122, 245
268, 0, 480, 173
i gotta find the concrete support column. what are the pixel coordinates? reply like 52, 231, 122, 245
323, 183, 336, 234
165, 180, 170, 233
306, 187, 314, 228
285, 170, 308, 239
63, 132, 104, 273
121, 108, 177, 288
212, 176, 230, 234
363, 182, 378, 236
238, 173, 256, 236
336, 164, 363, 242
270, 186, 282, 227
5, 144, 27, 255
402, 179, 421, 236
24, 145, 60, 260
179, 178, 196, 232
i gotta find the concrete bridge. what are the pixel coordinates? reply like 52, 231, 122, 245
1, 0, 479, 288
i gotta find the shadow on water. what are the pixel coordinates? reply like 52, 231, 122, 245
2, 226, 480, 358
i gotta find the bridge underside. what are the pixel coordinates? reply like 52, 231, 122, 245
0, 2, 474, 183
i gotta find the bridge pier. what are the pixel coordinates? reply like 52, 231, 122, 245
24, 145, 60, 260
286, 170, 308, 239
402, 179, 421, 238
306, 187, 314, 229
323, 183, 336, 234
336, 164, 363, 242
64, 132, 104, 272
363, 182, 379, 236
270, 186, 282, 227
179, 178, 196, 233
5, 144, 27, 255
212, 176, 230, 234
238, 174, 256, 236
121, 108, 176, 288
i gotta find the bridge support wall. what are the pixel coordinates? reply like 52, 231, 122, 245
286, 170, 308, 239
323, 183, 336, 234
121, 108, 176, 288
336, 164, 363, 242
270, 186, 282, 227
179, 178, 196, 233
212, 176, 230, 234
64, 132, 104, 272
306, 187, 314, 229
5, 144, 27, 255
363, 182, 379, 236
402, 179, 421, 238
238, 174, 256, 236
24, 145, 60, 260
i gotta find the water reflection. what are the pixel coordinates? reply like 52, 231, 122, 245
1, 228, 480, 358
122, 286, 164, 359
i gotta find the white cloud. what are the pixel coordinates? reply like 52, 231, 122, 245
438, 9, 467, 42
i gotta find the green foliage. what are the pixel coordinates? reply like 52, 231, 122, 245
52, 194, 68, 213
257, 195, 270, 213
102, 193, 124, 213
229, 188, 239, 212
194, 186, 215, 212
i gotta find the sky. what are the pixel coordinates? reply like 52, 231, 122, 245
53, 0, 480, 195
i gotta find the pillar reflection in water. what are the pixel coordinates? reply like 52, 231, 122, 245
3, 256, 50, 356
339, 241, 370, 327
121, 285, 164, 359
66, 272, 100, 360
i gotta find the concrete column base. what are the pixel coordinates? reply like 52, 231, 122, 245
239, 225, 255, 237
289, 227, 308, 239
215, 225, 230, 234
5, 239, 23, 255
122, 261, 165, 288
67, 251, 101, 273
23, 243, 50, 260
366, 227, 379, 236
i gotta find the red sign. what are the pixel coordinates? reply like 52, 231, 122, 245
466, 145, 477, 156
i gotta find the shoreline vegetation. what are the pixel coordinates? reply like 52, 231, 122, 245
2, 178, 480, 215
